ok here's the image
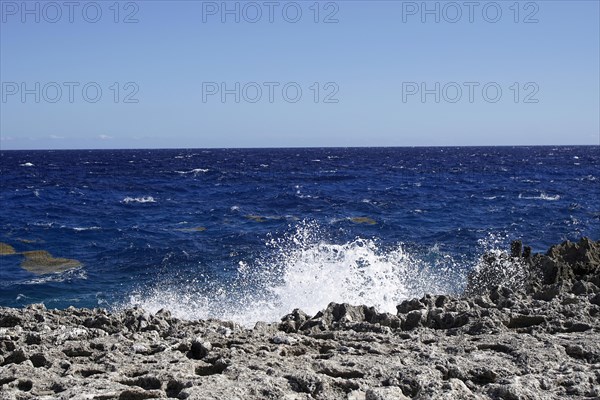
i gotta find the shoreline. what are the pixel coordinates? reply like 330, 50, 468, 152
1, 238, 599, 399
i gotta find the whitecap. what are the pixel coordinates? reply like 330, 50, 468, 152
72, 226, 101, 232
22, 267, 87, 285
122, 196, 156, 204
175, 168, 209, 175
20, 162, 34, 167
518, 193, 560, 201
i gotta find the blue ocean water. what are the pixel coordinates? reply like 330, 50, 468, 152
0, 147, 598, 324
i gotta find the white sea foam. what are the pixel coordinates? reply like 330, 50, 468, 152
124, 221, 467, 326
22, 268, 87, 285
175, 168, 210, 175
20, 162, 34, 167
72, 226, 101, 232
122, 196, 156, 204
518, 193, 560, 201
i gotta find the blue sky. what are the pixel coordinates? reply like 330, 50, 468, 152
1, 0, 599, 149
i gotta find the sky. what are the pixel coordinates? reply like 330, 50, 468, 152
0, 0, 599, 149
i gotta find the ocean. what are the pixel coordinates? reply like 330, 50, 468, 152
0, 146, 598, 325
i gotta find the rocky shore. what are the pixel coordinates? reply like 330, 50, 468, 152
1, 238, 599, 400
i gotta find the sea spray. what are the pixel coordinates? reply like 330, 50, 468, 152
125, 221, 470, 326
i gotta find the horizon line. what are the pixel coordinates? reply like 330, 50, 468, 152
1, 144, 599, 152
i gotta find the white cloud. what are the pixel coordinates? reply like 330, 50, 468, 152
98, 135, 113, 140
50, 135, 65, 140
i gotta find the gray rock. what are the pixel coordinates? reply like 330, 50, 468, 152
0, 237, 598, 399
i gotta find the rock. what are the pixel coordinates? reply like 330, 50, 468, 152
365, 387, 409, 400
396, 298, 425, 314
299, 302, 400, 332
118, 388, 165, 399
510, 240, 523, 258
0, 242, 17, 255
190, 337, 212, 359
402, 309, 426, 330
20, 250, 81, 274
279, 309, 309, 333
0, 237, 597, 400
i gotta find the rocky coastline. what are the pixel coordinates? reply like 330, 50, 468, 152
1, 238, 599, 400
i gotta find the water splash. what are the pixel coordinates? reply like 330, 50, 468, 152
125, 221, 468, 326
466, 232, 528, 294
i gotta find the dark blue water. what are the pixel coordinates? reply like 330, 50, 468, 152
0, 147, 598, 323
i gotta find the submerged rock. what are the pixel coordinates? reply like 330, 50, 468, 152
349, 217, 377, 225
20, 250, 81, 274
175, 226, 206, 232
0, 242, 16, 255
245, 215, 267, 222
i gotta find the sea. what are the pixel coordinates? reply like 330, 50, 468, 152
0, 146, 598, 325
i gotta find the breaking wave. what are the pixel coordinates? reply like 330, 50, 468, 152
175, 168, 210, 175
122, 196, 156, 204
125, 221, 469, 326
518, 192, 561, 201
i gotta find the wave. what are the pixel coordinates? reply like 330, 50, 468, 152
72, 226, 101, 232
124, 221, 468, 326
20, 267, 87, 285
122, 196, 156, 204
20, 162, 34, 167
577, 175, 596, 182
175, 168, 210, 175
518, 193, 560, 201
